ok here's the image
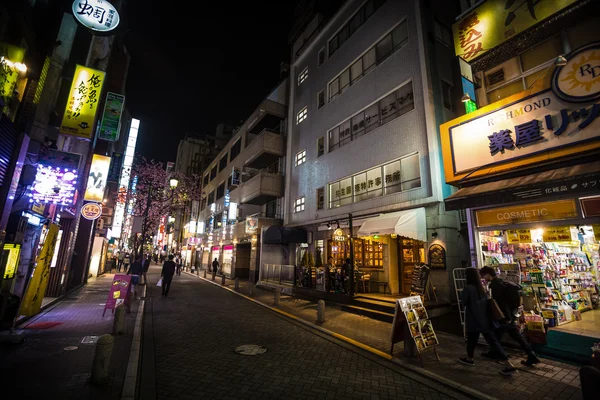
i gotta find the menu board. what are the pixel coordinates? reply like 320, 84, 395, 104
401, 296, 439, 350
102, 274, 132, 316
409, 263, 430, 297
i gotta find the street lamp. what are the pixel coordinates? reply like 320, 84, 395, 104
169, 178, 179, 189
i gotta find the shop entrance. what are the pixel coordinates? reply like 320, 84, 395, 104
235, 243, 251, 278
397, 237, 425, 294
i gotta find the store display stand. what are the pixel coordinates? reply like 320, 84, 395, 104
390, 296, 441, 367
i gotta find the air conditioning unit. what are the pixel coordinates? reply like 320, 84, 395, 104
458, 209, 468, 224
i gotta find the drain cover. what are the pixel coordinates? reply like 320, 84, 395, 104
81, 336, 100, 344
63, 346, 78, 351
234, 344, 267, 356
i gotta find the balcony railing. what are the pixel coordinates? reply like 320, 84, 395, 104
261, 264, 295, 286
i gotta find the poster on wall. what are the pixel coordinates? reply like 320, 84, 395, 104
245, 215, 258, 234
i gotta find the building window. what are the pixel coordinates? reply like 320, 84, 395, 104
317, 137, 324, 157
295, 149, 306, 166
434, 20, 452, 47
317, 188, 324, 210
441, 80, 453, 111
210, 165, 217, 181
294, 197, 305, 213
328, 153, 420, 209
318, 48, 325, 66
297, 106, 308, 124
317, 90, 325, 109
328, 80, 414, 152
328, 0, 386, 58
219, 153, 228, 172
207, 191, 215, 204
484, 34, 563, 104
298, 67, 308, 85
216, 182, 225, 199
203, 174, 209, 186
230, 139, 241, 161
328, 19, 408, 101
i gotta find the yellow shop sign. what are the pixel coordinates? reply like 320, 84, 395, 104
542, 227, 573, 243
506, 229, 531, 244
476, 200, 578, 227
60, 64, 105, 139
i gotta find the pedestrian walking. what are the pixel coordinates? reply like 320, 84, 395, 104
127, 256, 143, 294
176, 256, 182, 276
123, 253, 131, 273
161, 255, 176, 296
460, 268, 517, 375
212, 258, 219, 277
117, 251, 124, 272
479, 266, 541, 366
142, 254, 151, 285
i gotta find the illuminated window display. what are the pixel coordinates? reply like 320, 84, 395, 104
30, 165, 78, 205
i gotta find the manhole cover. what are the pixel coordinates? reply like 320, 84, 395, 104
234, 344, 267, 356
81, 336, 100, 344
63, 346, 78, 351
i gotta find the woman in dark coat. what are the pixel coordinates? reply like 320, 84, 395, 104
460, 268, 517, 375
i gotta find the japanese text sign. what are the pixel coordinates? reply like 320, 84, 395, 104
506, 229, 531, 244
102, 274, 131, 316
21, 224, 59, 316
452, 0, 577, 62
0, 42, 26, 119
72, 0, 120, 34
542, 226, 573, 242
84, 154, 111, 202
2, 243, 21, 279
60, 64, 105, 139
441, 88, 600, 183
476, 200, 578, 227
98, 92, 125, 141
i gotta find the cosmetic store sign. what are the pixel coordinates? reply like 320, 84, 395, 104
476, 200, 578, 227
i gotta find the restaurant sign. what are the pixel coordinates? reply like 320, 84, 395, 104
332, 228, 345, 242
72, 0, 120, 35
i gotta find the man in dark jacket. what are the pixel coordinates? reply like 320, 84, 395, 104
161, 255, 176, 296
127, 256, 144, 286
480, 266, 540, 366
142, 255, 151, 285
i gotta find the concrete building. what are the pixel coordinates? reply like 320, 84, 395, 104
195, 79, 289, 282
282, 0, 466, 301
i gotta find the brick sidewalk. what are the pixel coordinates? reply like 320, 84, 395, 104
0, 274, 140, 400
190, 271, 583, 400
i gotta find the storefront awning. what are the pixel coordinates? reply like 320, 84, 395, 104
445, 161, 600, 211
262, 226, 307, 245
357, 208, 426, 242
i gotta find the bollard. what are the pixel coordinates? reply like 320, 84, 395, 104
112, 305, 125, 335
317, 300, 326, 323
274, 290, 281, 306
91, 334, 114, 385
212, 271, 216, 281
234, 278, 239, 290
221, 274, 226, 285
249, 283, 254, 297
203, 270, 207, 278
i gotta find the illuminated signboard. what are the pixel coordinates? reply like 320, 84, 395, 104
30, 164, 78, 205
85, 154, 111, 202
452, 0, 577, 62
0, 42, 27, 119
60, 64, 106, 139
2, 243, 21, 279
81, 202, 103, 220
112, 118, 139, 238
72, 0, 120, 34
98, 92, 125, 141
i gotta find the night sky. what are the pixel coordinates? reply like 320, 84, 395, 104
124, 2, 297, 163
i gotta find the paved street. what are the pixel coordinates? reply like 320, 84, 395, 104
0, 274, 139, 399
142, 265, 464, 400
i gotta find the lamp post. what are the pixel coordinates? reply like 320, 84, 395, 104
140, 178, 178, 261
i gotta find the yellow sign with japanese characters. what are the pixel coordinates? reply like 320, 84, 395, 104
60, 64, 105, 139
506, 229, 531, 244
453, 0, 577, 62
542, 226, 572, 243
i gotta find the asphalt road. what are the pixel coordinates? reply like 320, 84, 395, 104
140, 265, 466, 400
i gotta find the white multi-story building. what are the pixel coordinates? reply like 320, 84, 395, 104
283, 0, 466, 301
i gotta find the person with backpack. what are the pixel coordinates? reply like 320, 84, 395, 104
460, 268, 516, 375
479, 266, 541, 366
